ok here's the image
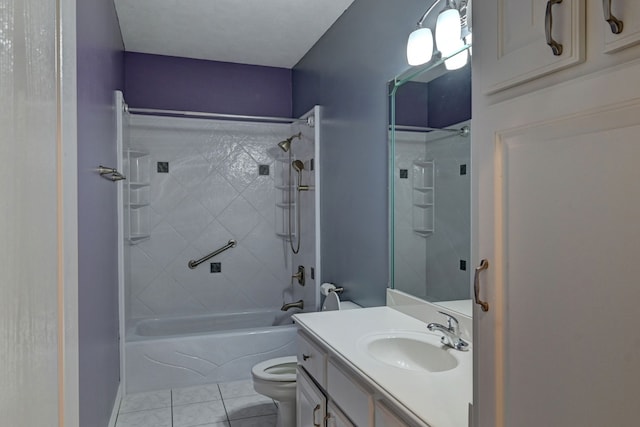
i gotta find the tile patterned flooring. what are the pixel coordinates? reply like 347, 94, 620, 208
115, 380, 277, 427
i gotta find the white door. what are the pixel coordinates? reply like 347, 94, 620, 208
472, 48, 640, 427
1, 0, 78, 425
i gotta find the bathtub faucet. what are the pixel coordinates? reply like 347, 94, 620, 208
280, 300, 304, 311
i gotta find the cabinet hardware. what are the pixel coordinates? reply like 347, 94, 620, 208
545, 0, 564, 56
474, 259, 490, 312
303, 354, 311, 361
313, 404, 321, 427
602, 0, 624, 34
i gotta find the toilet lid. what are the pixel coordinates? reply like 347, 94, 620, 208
322, 291, 340, 311
252, 356, 297, 382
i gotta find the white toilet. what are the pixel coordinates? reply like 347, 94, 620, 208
251, 356, 298, 427
251, 292, 360, 427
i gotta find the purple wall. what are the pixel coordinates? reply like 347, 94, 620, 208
124, 52, 293, 117
76, 0, 124, 425
427, 63, 471, 128
394, 81, 430, 127
293, 0, 427, 307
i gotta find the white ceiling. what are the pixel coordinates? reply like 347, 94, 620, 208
114, 0, 355, 69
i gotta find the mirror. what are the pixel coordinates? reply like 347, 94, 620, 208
389, 53, 472, 312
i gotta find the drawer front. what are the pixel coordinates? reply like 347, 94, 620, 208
327, 359, 374, 427
297, 331, 327, 388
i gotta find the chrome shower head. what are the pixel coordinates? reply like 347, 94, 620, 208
292, 160, 305, 172
277, 132, 302, 152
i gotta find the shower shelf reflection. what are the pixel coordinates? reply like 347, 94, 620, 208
412, 160, 435, 236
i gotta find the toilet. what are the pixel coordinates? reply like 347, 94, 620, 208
251, 292, 360, 427
251, 356, 298, 427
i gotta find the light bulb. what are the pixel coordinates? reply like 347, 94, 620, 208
445, 50, 468, 70
444, 37, 468, 70
435, 8, 462, 57
407, 28, 433, 66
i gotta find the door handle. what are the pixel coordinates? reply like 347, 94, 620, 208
474, 259, 490, 312
313, 404, 321, 427
602, 0, 623, 34
545, 0, 564, 56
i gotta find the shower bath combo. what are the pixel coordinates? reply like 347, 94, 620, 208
116, 92, 322, 392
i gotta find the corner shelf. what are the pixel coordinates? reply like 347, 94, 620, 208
412, 160, 435, 236
274, 156, 296, 240
125, 147, 151, 244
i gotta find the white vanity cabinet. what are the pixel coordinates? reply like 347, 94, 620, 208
479, 0, 585, 94
326, 402, 355, 427
295, 330, 429, 427
473, 0, 640, 425
479, 0, 640, 94
297, 367, 327, 427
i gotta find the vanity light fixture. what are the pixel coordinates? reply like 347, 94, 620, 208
406, 0, 471, 69
407, 27, 434, 66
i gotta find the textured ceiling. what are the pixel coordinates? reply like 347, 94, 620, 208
115, 0, 355, 69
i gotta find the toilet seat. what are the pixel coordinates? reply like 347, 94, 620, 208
251, 356, 297, 382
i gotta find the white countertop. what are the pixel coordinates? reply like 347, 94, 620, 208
293, 306, 472, 427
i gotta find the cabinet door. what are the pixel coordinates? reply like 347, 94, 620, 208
327, 402, 355, 427
477, 0, 585, 94
297, 368, 327, 427
473, 57, 640, 426
374, 401, 412, 427
602, 0, 640, 53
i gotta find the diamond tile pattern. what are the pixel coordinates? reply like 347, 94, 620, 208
127, 116, 303, 319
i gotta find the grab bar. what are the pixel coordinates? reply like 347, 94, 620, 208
188, 239, 237, 269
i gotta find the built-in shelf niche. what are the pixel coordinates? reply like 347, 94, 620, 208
125, 148, 151, 244
412, 160, 434, 236
274, 156, 296, 240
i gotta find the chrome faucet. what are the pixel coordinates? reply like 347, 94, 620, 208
427, 311, 469, 351
280, 299, 304, 311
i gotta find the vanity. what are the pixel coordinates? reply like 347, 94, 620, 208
292, 291, 472, 427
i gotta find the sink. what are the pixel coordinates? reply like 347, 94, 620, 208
359, 331, 458, 373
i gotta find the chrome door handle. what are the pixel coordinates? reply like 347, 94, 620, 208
602, 0, 623, 34
545, 0, 564, 56
474, 259, 490, 312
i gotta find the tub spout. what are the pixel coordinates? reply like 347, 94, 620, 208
280, 300, 304, 311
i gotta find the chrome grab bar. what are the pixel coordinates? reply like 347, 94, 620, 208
188, 239, 236, 269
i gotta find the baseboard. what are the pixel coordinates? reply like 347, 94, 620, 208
108, 382, 123, 427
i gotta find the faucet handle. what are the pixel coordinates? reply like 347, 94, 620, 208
437, 311, 459, 333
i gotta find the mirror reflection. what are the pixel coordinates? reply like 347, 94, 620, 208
390, 59, 472, 309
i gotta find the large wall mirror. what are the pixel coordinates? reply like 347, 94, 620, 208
389, 54, 472, 313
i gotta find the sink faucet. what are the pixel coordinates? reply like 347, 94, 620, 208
427, 311, 469, 351
280, 299, 304, 311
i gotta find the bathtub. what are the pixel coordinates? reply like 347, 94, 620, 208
125, 310, 298, 393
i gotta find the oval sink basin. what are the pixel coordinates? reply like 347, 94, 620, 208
359, 331, 458, 373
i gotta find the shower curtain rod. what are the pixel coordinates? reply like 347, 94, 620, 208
392, 124, 469, 134
126, 106, 309, 125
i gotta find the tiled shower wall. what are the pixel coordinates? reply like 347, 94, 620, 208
125, 115, 308, 322
394, 121, 471, 301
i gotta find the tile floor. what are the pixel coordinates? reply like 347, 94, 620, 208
115, 380, 277, 427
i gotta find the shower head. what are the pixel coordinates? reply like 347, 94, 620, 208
277, 132, 302, 152
292, 160, 305, 172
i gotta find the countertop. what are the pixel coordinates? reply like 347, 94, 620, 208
293, 306, 472, 427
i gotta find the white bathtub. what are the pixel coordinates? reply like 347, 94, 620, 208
125, 310, 297, 393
